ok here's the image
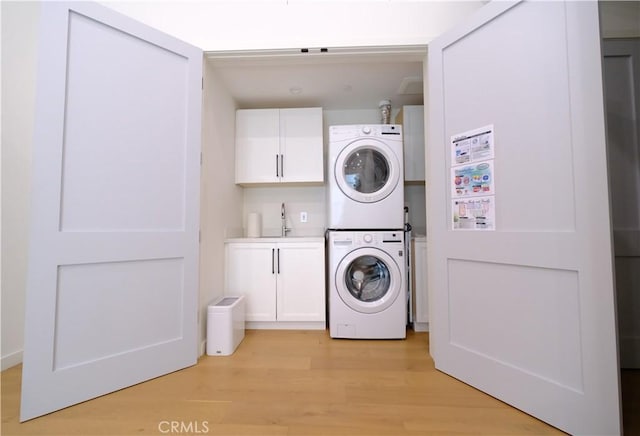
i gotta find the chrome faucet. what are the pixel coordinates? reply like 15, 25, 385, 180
281, 202, 292, 237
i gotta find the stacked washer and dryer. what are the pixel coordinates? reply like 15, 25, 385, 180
327, 124, 407, 339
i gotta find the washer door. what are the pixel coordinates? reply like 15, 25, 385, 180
335, 247, 401, 314
334, 139, 401, 203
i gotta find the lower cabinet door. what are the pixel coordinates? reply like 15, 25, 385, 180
225, 243, 276, 321
276, 242, 326, 322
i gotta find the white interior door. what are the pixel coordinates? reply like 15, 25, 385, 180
21, 2, 202, 421
426, 1, 621, 434
603, 38, 640, 369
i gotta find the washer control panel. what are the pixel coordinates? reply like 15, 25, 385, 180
354, 231, 403, 246
331, 231, 403, 248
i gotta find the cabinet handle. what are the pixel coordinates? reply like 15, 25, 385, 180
277, 248, 280, 274
275, 155, 279, 177
280, 154, 284, 178
271, 248, 275, 274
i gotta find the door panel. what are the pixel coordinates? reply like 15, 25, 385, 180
59, 11, 189, 231
427, 1, 620, 434
21, 2, 202, 421
603, 38, 640, 369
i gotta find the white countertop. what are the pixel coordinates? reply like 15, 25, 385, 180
225, 236, 325, 243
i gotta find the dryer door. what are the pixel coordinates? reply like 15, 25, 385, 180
335, 247, 402, 314
334, 139, 401, 203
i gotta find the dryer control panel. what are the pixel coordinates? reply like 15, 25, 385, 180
329, 124, 403, 141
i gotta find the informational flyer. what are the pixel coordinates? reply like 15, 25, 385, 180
451, 125, 494, 165
450, 125, 496, 231
451, 160, 494, 198
452, 196, 495, 231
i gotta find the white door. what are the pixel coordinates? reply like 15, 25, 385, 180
603, 38, 640, 369
21, 2, 202, 421
427, 1, 621, 434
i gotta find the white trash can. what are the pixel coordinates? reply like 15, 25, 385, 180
206, 295, 245, 356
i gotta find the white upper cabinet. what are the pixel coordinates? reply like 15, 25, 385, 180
235, 107, 323, 185
397, 105, 425, 182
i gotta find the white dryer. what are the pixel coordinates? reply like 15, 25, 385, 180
328, 124, 404, 230
328, 230, 407, 339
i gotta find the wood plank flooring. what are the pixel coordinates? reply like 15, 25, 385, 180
1, 330, 638, 435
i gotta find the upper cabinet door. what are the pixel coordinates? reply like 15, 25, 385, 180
279, 108, 324, 184
427, 1, 620, 434
235, 109, 281, 184
20, 1, 202, 421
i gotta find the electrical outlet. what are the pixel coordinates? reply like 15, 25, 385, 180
300, 212, 308, 223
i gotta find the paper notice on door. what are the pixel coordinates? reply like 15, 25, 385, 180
451, 160, 494, 198
450, 125, 496, 230
451, 125, 494, 166
452, 196, 495, 231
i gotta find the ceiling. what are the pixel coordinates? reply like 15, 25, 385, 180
205, 46, 426, 111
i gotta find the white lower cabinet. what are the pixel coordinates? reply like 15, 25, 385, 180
412, 239, 429, 331
224, 239, 325, 328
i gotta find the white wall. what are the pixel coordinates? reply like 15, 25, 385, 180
199, 62, 244, 352
1, 1, 41, 370
0, 0, 485, 369
100, 1, 485, 51
243, 186, 326, 237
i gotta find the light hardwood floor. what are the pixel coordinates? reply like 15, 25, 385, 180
2, 330, 638, 435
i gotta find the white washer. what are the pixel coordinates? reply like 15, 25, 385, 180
328, 124, 404, 230
328, 230, 407, 339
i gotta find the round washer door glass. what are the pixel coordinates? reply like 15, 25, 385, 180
343, 149, 389, 194
335, 139, 400, 203
345, 255, 391, 302
335, 247, 401, 314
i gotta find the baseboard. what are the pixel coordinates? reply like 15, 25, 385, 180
1, 349, 23, 371
412, 322, 429, 332
246, 321, 326, 330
